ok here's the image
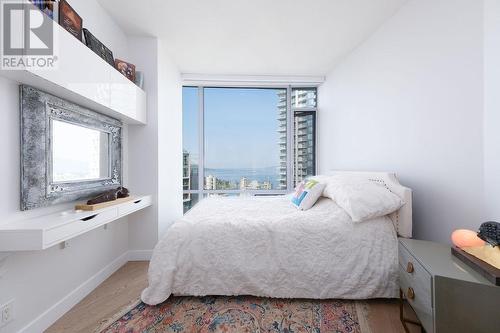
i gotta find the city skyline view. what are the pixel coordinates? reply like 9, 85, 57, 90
183, 87, 316, 212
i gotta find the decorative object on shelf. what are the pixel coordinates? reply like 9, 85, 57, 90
86, 186, 130, 205
75, 186, 130, 211
451, 229, 485, 248
82, 29, 115, 67
75, 196, 134, 211
58, 0, 82, 41
20, 85, 123, 210
115, 58, 136, 82
135, 71, 144, 89
30, 0, 57, 20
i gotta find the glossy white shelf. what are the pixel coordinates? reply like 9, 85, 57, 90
0, 195, 152, 251
0, 3, 146, 125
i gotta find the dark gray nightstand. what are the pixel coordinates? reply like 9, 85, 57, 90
398, 238, 500, 333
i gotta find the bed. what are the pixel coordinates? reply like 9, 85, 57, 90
141, 171, 412, 305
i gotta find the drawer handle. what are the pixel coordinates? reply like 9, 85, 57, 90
406, 262, 414, 273
407, 287, 415, 300
134, 200, 142, 204
81, 214, 98, 222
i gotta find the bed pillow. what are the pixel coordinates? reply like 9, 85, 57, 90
291, 179, 325, 210
323, 178, 404, 222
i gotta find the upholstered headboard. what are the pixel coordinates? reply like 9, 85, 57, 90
326, 171, 413, 238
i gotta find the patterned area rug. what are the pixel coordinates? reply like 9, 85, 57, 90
96, 296, 366, 333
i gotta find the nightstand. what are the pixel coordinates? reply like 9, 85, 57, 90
398, 238, 500, 333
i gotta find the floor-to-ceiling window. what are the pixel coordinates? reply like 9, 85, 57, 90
183, 86, 317, 213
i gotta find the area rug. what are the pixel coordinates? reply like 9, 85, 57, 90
95, 296, 369, 333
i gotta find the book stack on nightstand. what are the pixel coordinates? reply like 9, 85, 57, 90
398, 238, 500, 333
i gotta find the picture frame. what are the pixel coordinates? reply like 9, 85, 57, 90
58, 0, 83, 41
83, 29, 115, 67
115, 59, 136, 82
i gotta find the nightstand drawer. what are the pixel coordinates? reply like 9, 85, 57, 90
399, 243, 432, 303
399, 266, 434, 333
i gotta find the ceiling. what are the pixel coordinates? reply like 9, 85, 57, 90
98, 0, 407, 76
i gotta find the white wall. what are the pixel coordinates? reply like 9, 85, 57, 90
157, 40, 183, 238
318, 0, 484, 242
0, 1, 132, 332
126, 38, 183, 252
127, 38, 160, 252
484, 0, 500, 221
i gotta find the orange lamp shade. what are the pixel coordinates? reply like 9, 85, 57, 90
451, 229, 485, 248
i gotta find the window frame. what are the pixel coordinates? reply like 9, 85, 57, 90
182, 85, 318, 207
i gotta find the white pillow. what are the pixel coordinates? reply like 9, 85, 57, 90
321, 176, 404, 222
291, 179, 325, 210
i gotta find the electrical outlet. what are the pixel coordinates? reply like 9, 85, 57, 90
0, 300, 14, 327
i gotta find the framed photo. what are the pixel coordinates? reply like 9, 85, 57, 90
58, 0, 82, 41
83, 29, 115, 67
115, 59, 136, 82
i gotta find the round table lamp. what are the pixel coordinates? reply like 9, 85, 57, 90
451, 229, 485, 248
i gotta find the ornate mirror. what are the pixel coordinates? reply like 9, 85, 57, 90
20, 85, 122, 210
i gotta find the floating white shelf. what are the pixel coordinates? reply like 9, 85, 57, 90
0, 3, 147, 125
0, 195, 152, 251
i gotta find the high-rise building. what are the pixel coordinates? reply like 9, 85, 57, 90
277, 90, 287, 190
239, 177, 249, 190
293, 113, 315, 185
205, 175, 217, 190
277, 89, 316, 188
183, 151, 191, 205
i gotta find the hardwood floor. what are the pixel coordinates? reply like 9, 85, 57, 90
46, 262, 149, 333
47, 261, 421, 333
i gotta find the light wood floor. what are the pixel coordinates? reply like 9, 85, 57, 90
47, 262, 421, 333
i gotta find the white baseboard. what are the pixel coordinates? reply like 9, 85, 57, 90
20, 251, 129, 333
128, 250, 153, 261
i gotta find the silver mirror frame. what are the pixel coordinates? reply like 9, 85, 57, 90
20, 85, 123, 211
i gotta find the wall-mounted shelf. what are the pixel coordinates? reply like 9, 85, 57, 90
0, 3, 146, 125
0, 195, 152, 251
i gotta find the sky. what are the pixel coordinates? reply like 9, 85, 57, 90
183, 87, 284, 169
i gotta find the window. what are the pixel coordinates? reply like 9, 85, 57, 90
182, 86, 317, 213
291, 88, 317, 187
293, 111, 316, 187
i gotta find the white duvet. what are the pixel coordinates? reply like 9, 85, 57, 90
141, 195, 399, 305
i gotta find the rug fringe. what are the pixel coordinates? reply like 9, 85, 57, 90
93, 298, 142, 333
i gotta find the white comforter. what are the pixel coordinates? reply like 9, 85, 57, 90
141, 196, 399, 305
